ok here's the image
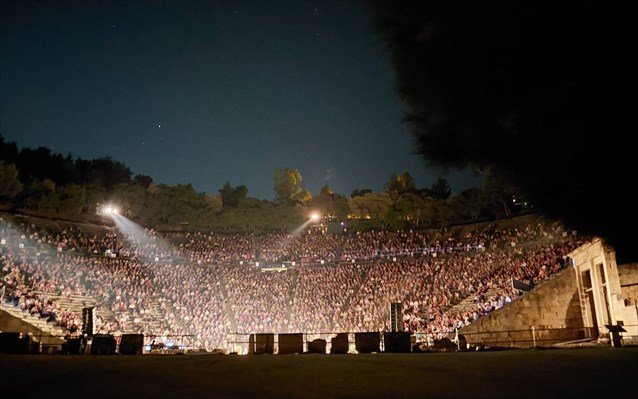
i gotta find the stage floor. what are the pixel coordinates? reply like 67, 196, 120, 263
2, 347, 637, 398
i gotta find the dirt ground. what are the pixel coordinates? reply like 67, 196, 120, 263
1, 347, 637, 398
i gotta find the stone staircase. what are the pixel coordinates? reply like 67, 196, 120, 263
1, 300, 66, 338
458, 267, 587, 347
32, 290, 105, 318
145, 300, 165, 332
333, 263, 372, 331
447, 288, 502, 315
284, 270, 300, 332
448, 267, 568, 318
216, 268, 237, 333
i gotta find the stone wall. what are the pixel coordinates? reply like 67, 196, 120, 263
459, 268, 584, 347
1, 309, 64, 346
619, 263, 638, 306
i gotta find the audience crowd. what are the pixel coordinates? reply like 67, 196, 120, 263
1, 215, 581, 349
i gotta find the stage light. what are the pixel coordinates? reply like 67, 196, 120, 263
99, 204, 120, 216
310, 212, 321, 222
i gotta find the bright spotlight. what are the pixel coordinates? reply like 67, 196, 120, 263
99, 204, 119, 216
310, 212, 321, 222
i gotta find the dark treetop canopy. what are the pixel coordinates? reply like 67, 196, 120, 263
370, 1, 638, 262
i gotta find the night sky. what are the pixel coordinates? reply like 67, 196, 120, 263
0, 0, 479, 199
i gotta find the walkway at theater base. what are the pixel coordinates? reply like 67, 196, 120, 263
2, 348, 637, 398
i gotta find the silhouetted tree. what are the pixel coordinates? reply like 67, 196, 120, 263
370, 1, 638, 261
350, 188, 372, 198
219, 182, 248, 208
0, 161, 23, 198
0, 135, 18, 164
428, 178, 451, 200
274, 168, 310, 204
385, 171, 415, 194
134, 174, 153, 189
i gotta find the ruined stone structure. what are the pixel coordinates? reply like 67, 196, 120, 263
459, 267, 584, 347
460, 238, 638, 347
570, 240, 638, 344
0, 307, 65, 350
618, 263, 638, 307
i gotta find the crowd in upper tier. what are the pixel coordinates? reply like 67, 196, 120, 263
0, 216, 556, 265
1, 214, 581, 350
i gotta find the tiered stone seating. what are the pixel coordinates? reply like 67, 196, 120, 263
28, 291, 120, 333
32, 290, 101, 316
144, 300, 164, 332
1, 301, 66, 338
447, 288, 502, 316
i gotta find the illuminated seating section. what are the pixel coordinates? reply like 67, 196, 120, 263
0, 216, 580, 350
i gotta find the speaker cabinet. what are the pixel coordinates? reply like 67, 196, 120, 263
330, 333, 349, 354
389, 302, 404, 332
0, 332, 30, 354
91, 334, 116, 355
278, 333, 303, 354
64, 338, 83, 355
120, 334, 144, 355
355, 332, 380, 353
82, 307, 95, 336
250, 333, 274, 354
384, 332, 411, 353
307, 339, 326, 354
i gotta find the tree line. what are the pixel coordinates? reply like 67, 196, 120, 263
0, 135, 527, 231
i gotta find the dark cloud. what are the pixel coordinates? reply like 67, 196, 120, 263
370, 1, 638, 262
